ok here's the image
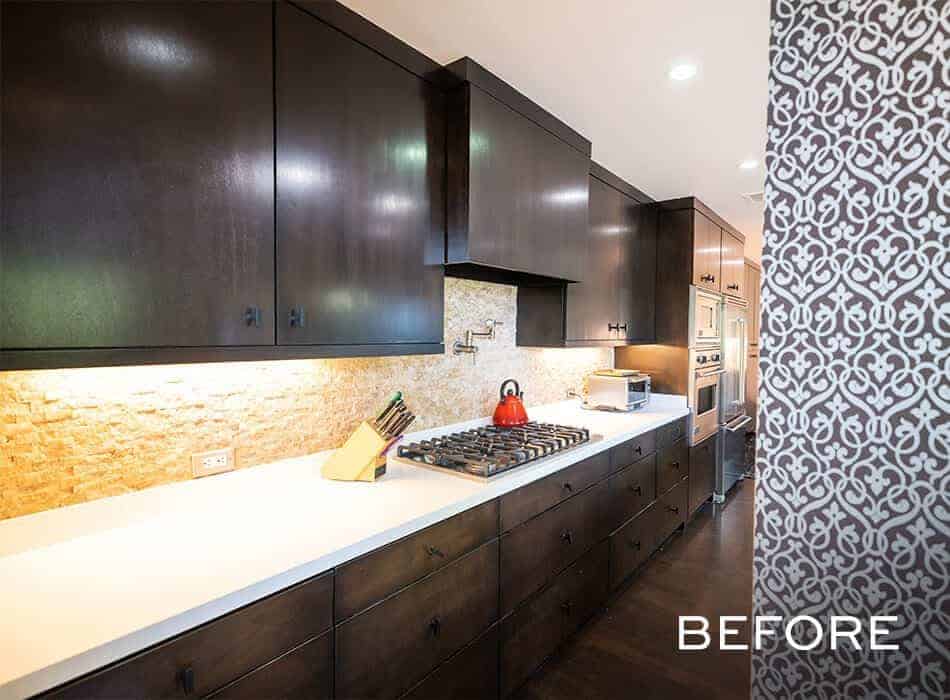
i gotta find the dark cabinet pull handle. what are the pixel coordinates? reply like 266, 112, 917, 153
629, 484, 642, 496
634, 445, 642, 456
628, 539, 642, 551
289, 307, 306, 328
563, 482, 573, 493
561, 601, 573, 615
425, 544, 445, 558
667, 505, 680, 514
608, 323, 620, 332
700, 274, 717, 283
429, 616, 441, 638
727, 283, 739, 291
618, 323, 627, 331
179, 666, 195, 695
560, 529, 574, 545
244, 306, 262, 328
671, 461, 680, 470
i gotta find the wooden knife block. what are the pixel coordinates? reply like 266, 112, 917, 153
321, 421, 389, 482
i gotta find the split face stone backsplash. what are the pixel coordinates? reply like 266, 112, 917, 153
0, 278, 611, 520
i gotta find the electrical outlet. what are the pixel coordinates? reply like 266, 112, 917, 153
191, 448, 235, 478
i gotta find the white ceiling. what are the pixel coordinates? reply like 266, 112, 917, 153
340, 0, 770, 261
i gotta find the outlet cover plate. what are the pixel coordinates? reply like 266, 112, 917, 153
192, 448, 236, 478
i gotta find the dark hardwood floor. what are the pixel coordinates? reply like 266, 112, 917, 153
514, 479, 755, 700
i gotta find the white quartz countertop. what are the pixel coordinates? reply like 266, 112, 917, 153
0, 394, 688, 699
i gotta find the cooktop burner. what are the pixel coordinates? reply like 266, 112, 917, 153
394, 422, 596, 480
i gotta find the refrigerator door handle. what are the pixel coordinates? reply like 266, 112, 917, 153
725, 415, 753, 432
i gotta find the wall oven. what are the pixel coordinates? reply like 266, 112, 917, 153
690, 350, 723, 445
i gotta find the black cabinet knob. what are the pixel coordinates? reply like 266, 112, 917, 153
560, 529, 574, 545
425, 544, 445, 558
563, 482, 573, 493
289, 307, 306, 328
635, 445, 642, 455
244, 306, 262, 328
671, 461, 680, 470
667, 505, 680, 514
429, 616, 441, 638
628, 539, 641, 551
629, 484, 642, 496
179, 666, 195, 695
561, 601, 573, 615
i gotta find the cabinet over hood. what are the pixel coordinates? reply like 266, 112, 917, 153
443, 58, 592, 285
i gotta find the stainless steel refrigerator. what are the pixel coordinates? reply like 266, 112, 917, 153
715, 297, 751, 500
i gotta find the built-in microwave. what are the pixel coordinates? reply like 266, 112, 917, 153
691, 287, 723, 345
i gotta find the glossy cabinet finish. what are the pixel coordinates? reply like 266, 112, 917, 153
721, 230, 746, 299
692, 211, 722, 293
334, 541, 499, 700
41, 571, 333, 699
688, 433, 718, 515
499, 452, 610, 531
207, 633, 332, 700
335, 500, 498, 620
275, 2, 444, 347
1, 1, 275, 350
565, 175, 656, 342
447, 82, 590, 283
500, 479, 609, 615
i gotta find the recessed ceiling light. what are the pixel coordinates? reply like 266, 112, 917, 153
669, 63, 697, 81
739, 159, 759, 170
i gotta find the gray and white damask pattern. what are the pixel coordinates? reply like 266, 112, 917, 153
755, 1, 948, 698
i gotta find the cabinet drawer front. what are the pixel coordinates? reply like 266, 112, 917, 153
657, 417, 688, 448
657, 480, 687, 541
500, 451, 609, 531
336, 499, 498, 620
609, 505, 658, 589
44, 572, 333, 699
400, 624, 499, 700
335, 541, 499, 700
500, 541, 608, 697
207, 632, 331, 700
608, 453, 656, 529
500, 480, 608, 615
657, 437, 688, 494
609, 431, 656, 473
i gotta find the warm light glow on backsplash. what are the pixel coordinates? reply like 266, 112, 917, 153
0, 279, 611, 520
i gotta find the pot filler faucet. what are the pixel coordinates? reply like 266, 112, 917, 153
453, 319, 503, 363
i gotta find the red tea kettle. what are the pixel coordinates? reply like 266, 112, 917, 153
493, 379, 529, 427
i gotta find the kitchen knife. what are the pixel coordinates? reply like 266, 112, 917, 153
374, 392, 402, 424
379, 404, 407, 435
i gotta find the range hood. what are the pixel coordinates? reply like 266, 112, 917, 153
442, 58, 591, 286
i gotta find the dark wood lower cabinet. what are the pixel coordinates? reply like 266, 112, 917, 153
500, 480, 609, 615
500, 542, 609, 697
657, 480, 688, 541
608, 453, 656, 527
688, 433, 718, 515
657, 437, 689, 494
609, 504, 659, 590
207, 633, 332, 700
400, 625, 500, 700
334, 540, 500, 700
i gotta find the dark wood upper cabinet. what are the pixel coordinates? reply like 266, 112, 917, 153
692, 211, 723, 293
275, 2, 445, 347
720, 229, 746, 299
444, 59, 591, 284
1, 1, 275, 351
517, 163, 656, 347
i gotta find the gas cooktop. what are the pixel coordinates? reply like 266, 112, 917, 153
394, 422, 598, 480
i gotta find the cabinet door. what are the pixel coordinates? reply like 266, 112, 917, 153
1, 1, 274, 349
721, 230, 745, 298
691, 212, 721, 293
688, 433, 718, 515
276, 3, 444, 346
462, 85, 589, 283
618, 200, 657, 341
565, 177, 621, 341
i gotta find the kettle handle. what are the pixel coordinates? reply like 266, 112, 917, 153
500, 378, 521, 399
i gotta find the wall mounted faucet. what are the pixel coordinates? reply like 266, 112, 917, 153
453, 319, 503, 363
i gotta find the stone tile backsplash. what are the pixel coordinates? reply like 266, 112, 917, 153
0, 278, 611, 520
